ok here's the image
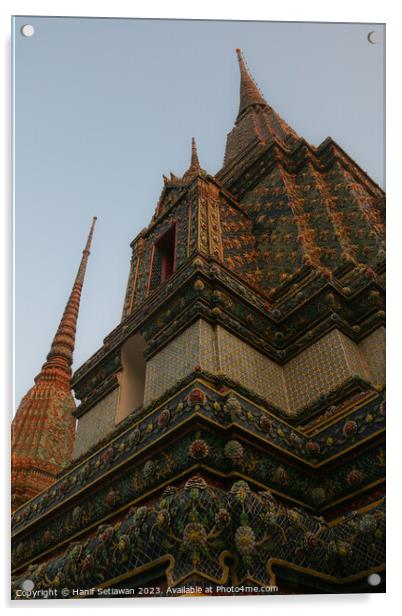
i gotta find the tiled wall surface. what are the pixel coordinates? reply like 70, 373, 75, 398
73, 322, 384, 458
284, 330, 368, 413
216, 326, 288, 409
200, 320, 220, 373
143, 320, 381, 415
72, 388, 119, 459
143, 320, 218, 405
358, 326, 385, 388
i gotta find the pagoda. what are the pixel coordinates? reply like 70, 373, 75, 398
11, 50, 385, 597
11, 217, 97, 509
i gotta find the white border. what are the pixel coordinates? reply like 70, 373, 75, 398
1, 1, 400, 614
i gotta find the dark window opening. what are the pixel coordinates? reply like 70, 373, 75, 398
149, 224, 176, 292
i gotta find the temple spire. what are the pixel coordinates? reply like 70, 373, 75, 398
236, 48, 268, 119
37, 216, 97, 384
182, 137, 202, 181
190, 137, 200, 171
220, 50, 300, 169
11, 217, 97, 510
154, 139, 203, 219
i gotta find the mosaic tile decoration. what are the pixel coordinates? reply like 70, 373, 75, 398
143, 320, 379, 418
358, 326, 385, 388
73, 388, 119, 459
144, 320, 218, 405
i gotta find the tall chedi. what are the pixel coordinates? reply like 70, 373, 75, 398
218, 49, 385, 293
11, 217, 97, 511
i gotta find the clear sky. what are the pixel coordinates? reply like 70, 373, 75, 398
13, 17, 385, 409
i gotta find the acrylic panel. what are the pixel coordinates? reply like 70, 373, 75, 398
12, 16, 385, 600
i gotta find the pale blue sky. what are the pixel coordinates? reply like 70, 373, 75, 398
13, 17, 385, 408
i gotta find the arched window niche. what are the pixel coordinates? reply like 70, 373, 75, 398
115, 333, 146, 423
148, 223, 177, 293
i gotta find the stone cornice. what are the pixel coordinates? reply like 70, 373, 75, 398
12, 378, 385, 541
72, 252, 385, 403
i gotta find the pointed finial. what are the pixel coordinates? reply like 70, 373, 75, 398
36, 217, 97, 383
181, 137, 202, 182
236, 48, 268, 118
76, 216, 97, 284
190, 137, 200, 171
83, 216, 97, 253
